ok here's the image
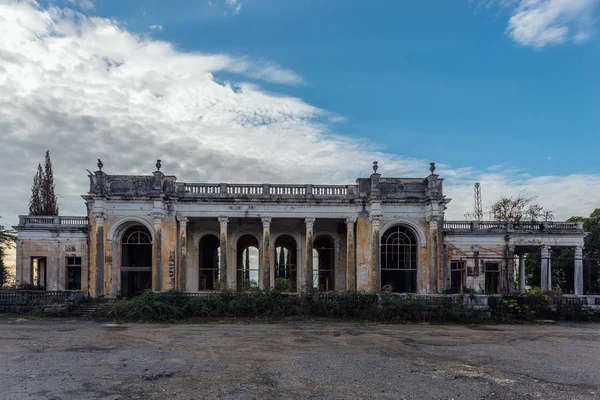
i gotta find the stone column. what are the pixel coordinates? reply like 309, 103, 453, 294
218, 217, 229, 290
152, 213, 163, 292
15, 240, 24, 287
540, 245, 550, 292
261, 217, 272, 290
427, 217, 441, 293
370, 214, 383, 292
518, 253, 525, 294
346, 217, 356, 291
50, 239, 60, 291
574, 246, 583, 296
177, 216, 188, 291
304, 218, 315, 291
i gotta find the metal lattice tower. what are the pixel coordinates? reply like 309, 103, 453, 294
474, 182, 483, 222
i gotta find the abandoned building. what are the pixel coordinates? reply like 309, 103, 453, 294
13, 160, 587, 297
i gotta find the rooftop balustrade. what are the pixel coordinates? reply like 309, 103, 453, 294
18, 215, 89, 228
178, 182, 358, 199
443, 220, 584, 234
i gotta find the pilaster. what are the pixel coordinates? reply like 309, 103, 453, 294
574, 246, 583, 296
370, 214, 383, 292
541, 245, 551, 292
304, 218, 315, 291
152, 212, 163, 292
218, 216, 229, 290
177, 216, 188, 291
355, 216, 372, 292
345, 217, 356, 291
261, 217, 272, 290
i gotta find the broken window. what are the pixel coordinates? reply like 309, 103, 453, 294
380, 225, 417, 292
313, 237, 334, 291
450, 260, 466, 293
485, 262, 500, 294
66, 256, 82, 290
236, 235, 259, 290
199, 235, 220, 290
30, 256, 47, 289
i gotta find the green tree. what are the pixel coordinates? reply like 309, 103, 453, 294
28, 164, 43, 215
42, 150, 59, 216
491, 191, 553, 223
28, 151, 59, 216
0, 219, 17, 287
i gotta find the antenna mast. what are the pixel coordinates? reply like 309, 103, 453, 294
474, 182, 483, 222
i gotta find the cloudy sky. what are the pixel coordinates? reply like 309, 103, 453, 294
1, 0, 600, 247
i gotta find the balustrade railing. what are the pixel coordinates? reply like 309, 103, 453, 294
227, 185, 263, 195
270, 185, 306, 195
184, 183, 220, 194
19, 216, 88, 227
313, 185, 349, 196
444, 221, 582, 233
0, 290, 84, 305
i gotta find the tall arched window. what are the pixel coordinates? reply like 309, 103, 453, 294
275, 235, 297, 292
380, 225, 417, 293
199, 235, 220, 290
121, 226, 152, 297
236, 235, 259, 290
313, 236, 334, 291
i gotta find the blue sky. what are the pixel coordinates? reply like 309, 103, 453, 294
1, 0, 600, 231
90, 0, 600, 176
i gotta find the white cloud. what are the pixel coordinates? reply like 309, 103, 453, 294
64, 0, 95, 11
225, 0, 242, 15
149, 24, 163, 32
477, 0, 599, 47
0, 0, 599, 262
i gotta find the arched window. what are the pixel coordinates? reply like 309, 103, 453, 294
380, 225, 417, 293
236, 235, 259, 290
313, 236, 334, 291
199, 235, 220, 290
121, 226, 152, 297
275, 235, 297, 292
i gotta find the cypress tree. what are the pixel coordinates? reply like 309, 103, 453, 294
28, 164, 43, 215
42, 150, 59, 216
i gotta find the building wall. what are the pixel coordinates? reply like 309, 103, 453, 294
15, 230, 87, 291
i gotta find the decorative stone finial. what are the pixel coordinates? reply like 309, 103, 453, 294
156, 159, 162, 171
97, 159, 103, 171
372, 161, 379, 174
429, 162, 436, 175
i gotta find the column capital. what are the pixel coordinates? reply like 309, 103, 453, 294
304, 217, 316, 228
345, 216, 357, 227
92, 212, 105, 224
261, 216, 272, 228
575, 245, 583, 256
218, 216, 229, 227
369, 214, 383, 226
152, 212, 165, 225
177, 215, 188, 227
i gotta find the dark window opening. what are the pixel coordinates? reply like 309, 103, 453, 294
30, 257, 47, 289
485, 262, 500, 294
450, 260, 466, 293
199, 235, 220, 290
313, 237, 334, 291
121, 226, 152, 297
380, 225, 417, 293
66, 256, 82, 290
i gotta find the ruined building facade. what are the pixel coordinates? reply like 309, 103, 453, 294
14, 161, 587, 297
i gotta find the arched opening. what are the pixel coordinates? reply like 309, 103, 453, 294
198, 235, 220, 290
121, 226, 152, 297
236, 235, 259, 290
380, 225, 417, 293
313, 236, 334, 291
274, 235, 297, 292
